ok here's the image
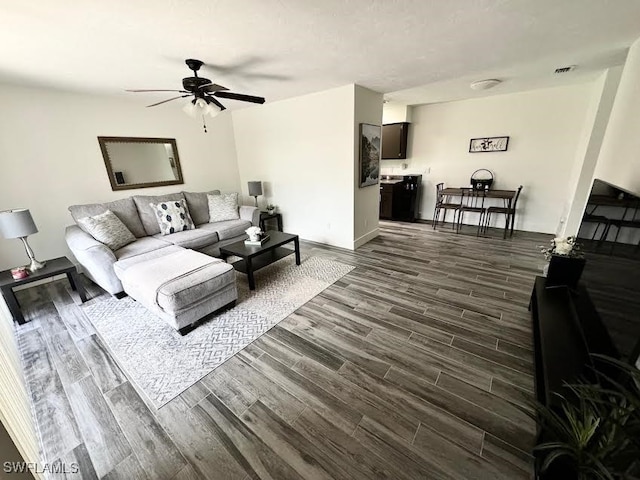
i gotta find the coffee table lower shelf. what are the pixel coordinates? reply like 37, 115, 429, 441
231, 247, 295, 274
219, 231, 301, 290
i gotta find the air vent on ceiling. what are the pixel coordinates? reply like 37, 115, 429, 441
554, 65, 576, 74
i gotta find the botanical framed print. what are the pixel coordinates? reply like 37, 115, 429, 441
359, 123, 381, 188
469, 136, 509, 153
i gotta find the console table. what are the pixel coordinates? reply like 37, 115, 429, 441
259, 212, 283, 232
530, 276, 618, 406
0, 257, 87, 324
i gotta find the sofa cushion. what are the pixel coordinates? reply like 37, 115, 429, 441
151, 199, 195, 235
69, 197, 146, 238
133, 193, 186, 236
76, 210, 136, 251
183, 190, 220, 225
199, 219, 251, 240
207, 193, 239, 222
114, 237, 173, 260
152, 228, 219, 250
114, 244, 184, 275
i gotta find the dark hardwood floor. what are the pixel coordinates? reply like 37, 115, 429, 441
14, 221, 550, 479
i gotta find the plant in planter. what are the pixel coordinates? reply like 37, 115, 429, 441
245, 226, 263, 242
265, 204, 276, 215
540, 236, 586, 288
532, 356, 640, 479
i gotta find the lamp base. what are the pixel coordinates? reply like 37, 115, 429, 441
28, 258, 46, 272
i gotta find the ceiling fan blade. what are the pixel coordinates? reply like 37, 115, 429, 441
127, 89, 189, 93
198, 83, 229, 93
146, 95, 191, 107
206, 95, 226, 111
214, 91, 265, 104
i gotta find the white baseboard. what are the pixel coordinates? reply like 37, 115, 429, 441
353, 228, 379, 249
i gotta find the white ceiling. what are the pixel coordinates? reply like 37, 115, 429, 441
1, 1, 640, 108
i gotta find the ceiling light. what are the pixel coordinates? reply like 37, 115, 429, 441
470, 79, 502, 90
182, 98, 221, 118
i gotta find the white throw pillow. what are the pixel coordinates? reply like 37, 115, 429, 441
207, 193, 240, 222
150, 199, 195, 235
77, 210, 136, 250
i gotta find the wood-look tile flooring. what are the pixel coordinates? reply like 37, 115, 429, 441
15, 221, 550, 479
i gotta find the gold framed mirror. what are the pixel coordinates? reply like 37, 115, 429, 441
98, 136, 184, 191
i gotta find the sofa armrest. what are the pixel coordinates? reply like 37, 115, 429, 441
65, 225, 123, 295
239, 206, 260, 226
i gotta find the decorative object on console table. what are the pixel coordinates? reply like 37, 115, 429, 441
0, 209, 46, 272
469, 136, 509, 153
359, 123, 381, 188
248, 181, 263, 207
469, 169, 494, 191
266, 204, 276, 215
245, 226, 263, 242
540, 236, 586, 289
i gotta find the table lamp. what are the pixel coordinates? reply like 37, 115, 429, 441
248, 181, 263, 207
0, 209, 46, 271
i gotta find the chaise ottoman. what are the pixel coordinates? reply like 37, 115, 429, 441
114, 247, 237, 334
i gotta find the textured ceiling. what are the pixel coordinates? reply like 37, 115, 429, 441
1, 1, 640, 107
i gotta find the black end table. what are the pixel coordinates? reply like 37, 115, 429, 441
219, 231, 300, 290
0, 257, 87, 325
259, 212, 283, 232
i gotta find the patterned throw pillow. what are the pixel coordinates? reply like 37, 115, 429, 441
77, 210, 136, 250
207, 193, 240, 222
151, 199, 195, 235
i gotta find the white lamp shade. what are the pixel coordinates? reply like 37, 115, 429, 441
248, 181, 263, 197
183, 98, 221, 118
0, 209, 38, 239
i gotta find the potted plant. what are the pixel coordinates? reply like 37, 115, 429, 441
532, 356, 640, 479
266, 204, 276, 215
245, 226, 263, 242
540, 236, 586, 288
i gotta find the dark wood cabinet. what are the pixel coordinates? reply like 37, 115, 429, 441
379, 175, 421, 222
382, 122, 409, 160
379, 184, 394, 219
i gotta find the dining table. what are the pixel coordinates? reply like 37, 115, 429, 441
440, 187, 517, 239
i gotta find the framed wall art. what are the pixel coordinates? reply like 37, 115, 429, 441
469, 136, 509, 153
359, 123, 381, 188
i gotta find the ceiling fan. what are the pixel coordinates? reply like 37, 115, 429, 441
127, 59, 265, 130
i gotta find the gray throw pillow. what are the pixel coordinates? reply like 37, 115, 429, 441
207, 193, 240, 222
77, 210, 136, 250
150, 199, 195, 235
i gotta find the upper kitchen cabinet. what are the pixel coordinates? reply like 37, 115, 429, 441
381, 122, 409, 160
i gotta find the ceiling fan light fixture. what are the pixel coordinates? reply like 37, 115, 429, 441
470, 79, 501, 90
182, 100, 198, 118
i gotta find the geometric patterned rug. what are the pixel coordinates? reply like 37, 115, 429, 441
82, 255, 353, 408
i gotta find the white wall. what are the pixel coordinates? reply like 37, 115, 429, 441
233, 85, 356, 249
595, 37, 640, 196
382, 103, 412, 124
353, 86, 383, 248
381, 83, 596, 233
0, 84, 240, 270
560, 67, 622, 237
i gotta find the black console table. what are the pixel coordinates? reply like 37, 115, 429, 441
530, 276, 618, 407
0, 257, 87, 324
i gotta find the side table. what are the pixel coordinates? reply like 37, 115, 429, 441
0, 256, 87, 325
259, 212, 283, 232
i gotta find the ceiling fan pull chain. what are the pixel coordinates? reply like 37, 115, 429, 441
202, 114, 208, 133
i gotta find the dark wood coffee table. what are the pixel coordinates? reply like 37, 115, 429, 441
0, 256, 87, 324
220, 231, 300, 290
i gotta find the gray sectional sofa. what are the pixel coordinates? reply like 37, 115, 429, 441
65, 190, 259, 296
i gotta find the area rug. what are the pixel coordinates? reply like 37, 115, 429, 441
82, 255, 353, 408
